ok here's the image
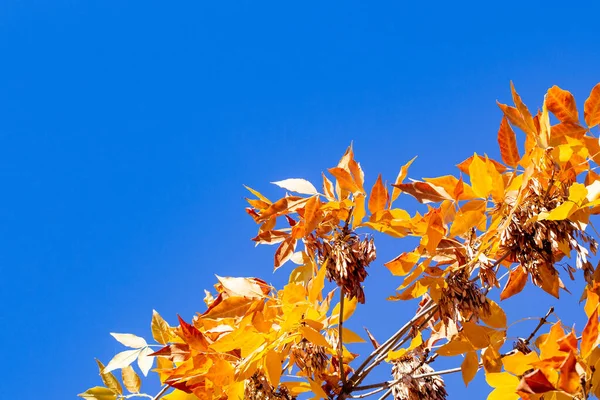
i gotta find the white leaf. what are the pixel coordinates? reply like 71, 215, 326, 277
110, 333, 148, 348
271, 178, 318, 195
137, 346, 154, 377
103, 349, 142, 374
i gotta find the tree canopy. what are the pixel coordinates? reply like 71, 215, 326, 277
81, 82, 600, 400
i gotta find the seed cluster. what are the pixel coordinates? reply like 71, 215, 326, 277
316, 230, 376, 303
499, 178, 597, 284
291, 338, 328, 378
244, 372, 296, 400
438, 271, 490, 322
391, 352, 447, 400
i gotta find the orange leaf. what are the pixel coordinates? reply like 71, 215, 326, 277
352, 193, 366, 229
511, 81, 538, 136
384, 250, 420, 277
274, 237, 297, 270
463, 321, 490, 349
581, 307, 598, 358
497, 102, 533, 137
481, 300, 507, 329
469, 154, 492, 198
497, 116, 520, 167
461, 351, 479, 387
517, 369, 555, 394
264, 350, 282, 388
584, 83, 600, 128
328, 167, 359, 194
546, 85, 579, 124
390, 156, 417, 203
482, 344, 502, 373
303, 196, 321, 234
437, 333, 475, 356
457, 155, 506, 175
557, 330, 578, 353
557, 352, 579, 394
449, 199, 486, 237
551, 122, 586, 140
322, 173, 336, 200
368, 174, 388, 214
500, 266, 528, 301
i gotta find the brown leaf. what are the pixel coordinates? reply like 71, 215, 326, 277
500, 266, 528, 301
364, 327, 380, 349
274, 237, 297, 269
149, 344, 190, 363
392, 181, 452, 204
546, 85, 579, 124
497, 116, 520, 167
368, 174, 388, 214
584, 83, 600, 128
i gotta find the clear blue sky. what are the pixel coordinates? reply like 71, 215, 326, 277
1, 1, 600, 399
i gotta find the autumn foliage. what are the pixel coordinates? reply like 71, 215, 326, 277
81, 82, 600, 400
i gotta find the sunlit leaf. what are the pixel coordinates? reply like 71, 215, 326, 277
584, 83, 600, 128
95, 359, 122, 395
500, 266, 528, 301
497, 116, 520, 167
502, 351, 539, 376
461, 351, 479, 387
264, 350, 282, 388
121, 365, 141, 393
581, 307, 598, 358
78, 387, 117, 400
546, 85, 578, 124
469, 154, 492, 198
137, 346, 154, 377
271, 178, 319, 195
103, 349, 141, 374
481, 300, 506, 329
110, 333, 147, 349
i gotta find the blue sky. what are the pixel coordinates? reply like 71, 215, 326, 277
1, 1, 600, 399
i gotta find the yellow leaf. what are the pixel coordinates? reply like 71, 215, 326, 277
162, 390, 200, 400
463, 321, 490, 349
95, 359, 122, 395
482, 344, 502, 373
330, 296, 358, 324
584, 83, 600, 128
244, 185, 272, 204
581, 307, 599, 358
481, 300, 507, 329
341, 327, 366, 343
437, 333, 475, 356
151, 310, 174, 345
390, 156, 417, 204
539, 322, 565, 360
264, 350, 283, 388
585, 289, 600, 318
450, 200, 486, 237
308, 261, 327, 303
384, 250, 420, 277
469, 154, 492, 198
387, 333, 422, 361
308, 378, 329, 398
486, 157, 505, 202
78, 387, 117, 400
121, 365, 141, 394
368, 174, 388, 214
502, 351, 539, 375
461, 351, 479, 387
300, 325, 330, 348
352, 193, 366, 229
485, 372, 520, 400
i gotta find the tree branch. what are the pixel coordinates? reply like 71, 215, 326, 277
339, 290, 346, 386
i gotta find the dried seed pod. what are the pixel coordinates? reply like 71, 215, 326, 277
498, 178, 597, 288
438, 271, 490, 322
316, 231, 376, 303
244, 372, 296, 400
391, 351, 447, 400
291, 338, 328, 378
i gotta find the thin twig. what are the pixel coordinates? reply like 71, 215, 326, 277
339, 290, 346, 385
523, 306, 554, 346
152, 385, 170, 400
377, 388, 393, 400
